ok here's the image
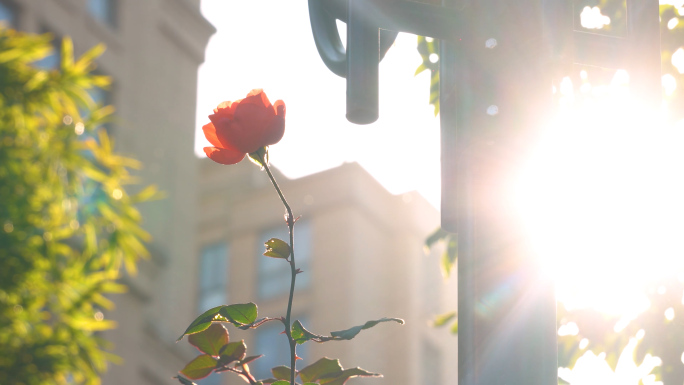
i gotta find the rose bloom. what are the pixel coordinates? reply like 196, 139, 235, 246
203, 89, 286, 165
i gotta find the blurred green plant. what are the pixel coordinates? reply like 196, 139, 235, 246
0, 28, 158, 385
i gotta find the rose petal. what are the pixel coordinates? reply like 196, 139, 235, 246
213, 101, 232, 114
240, 89, 272, 109
273, 100, 286, 118
228, 103, 277, 153
246, 89, 263, 97
203, 146, 246, 165
202, 122, 223, 148
262, 115, 285, 146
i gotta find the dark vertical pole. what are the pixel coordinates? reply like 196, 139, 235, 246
347, 0, 380, 124
442, 0, 560, 384
439, 4, 475, 383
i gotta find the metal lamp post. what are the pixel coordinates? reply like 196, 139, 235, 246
308, 1, 661, 384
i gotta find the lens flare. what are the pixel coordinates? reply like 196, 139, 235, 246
515, 70, 684, 319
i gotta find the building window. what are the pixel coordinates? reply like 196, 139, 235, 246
0, 1, 16, 27
198, 243, 229, 313
87, 0, 116, 28
421, 340, 442, 385
257, 221, 311, 300
252, 317, 309, 380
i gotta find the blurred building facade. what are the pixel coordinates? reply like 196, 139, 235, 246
0, 1, 458, 385
0, 0, 216, 383
196, 160, 458, 385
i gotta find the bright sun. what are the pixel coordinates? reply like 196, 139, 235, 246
515, 70, 684, 320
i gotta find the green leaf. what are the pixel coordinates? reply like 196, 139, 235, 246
173, 375, 197, 385
424, 227, 457, 278
450, 319, 459, 334
130, 185, 164, 204
299, 358, 343, 383
271, 365, 291, 380
188, 323, 229, 356
415, 35, 440, 115
248, 146, 269, 169
220, 303, 258, 326
264, 238, 290, 259
432, 311, 457, 327
330, 318, 404, 340
238, 317, 282, 330
217, 340, 247, 366
60, 36, 74, 70
424, 227, 451, 250
292, 320, 324, 344
271, 381, 290, 385
319, 368, 381, 385
441, 237, 457, 278
180, 354, 218, 380
240, 355, 263, 365
177, 306, 227, 341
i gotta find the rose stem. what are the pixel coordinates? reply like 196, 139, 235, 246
259, 152, 298, 385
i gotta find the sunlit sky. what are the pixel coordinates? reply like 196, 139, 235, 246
195, 0, 441, 208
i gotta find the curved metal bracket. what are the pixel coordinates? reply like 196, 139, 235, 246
308, 0, 398, 79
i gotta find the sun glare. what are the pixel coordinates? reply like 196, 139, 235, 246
516, 70, 684, 319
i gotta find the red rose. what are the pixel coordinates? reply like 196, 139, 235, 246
202, 89, 286, 165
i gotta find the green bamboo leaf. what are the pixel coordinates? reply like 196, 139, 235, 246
271, 365, 291, 380
264, 238, 290, 259
441, 237, 457, 278
450, 319, 459, 334
299, 358, 343, 383
329, 318, 404, 340
129, 185, 164, 204
177, 306, 228, 341
431, 311, 457, 327
180, 354, 217, 380
188, 323, 229, 356
74, 43, 106, 73
424, 227, 450, 250
219, 302, 258, 326
60, 37, 74, 70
